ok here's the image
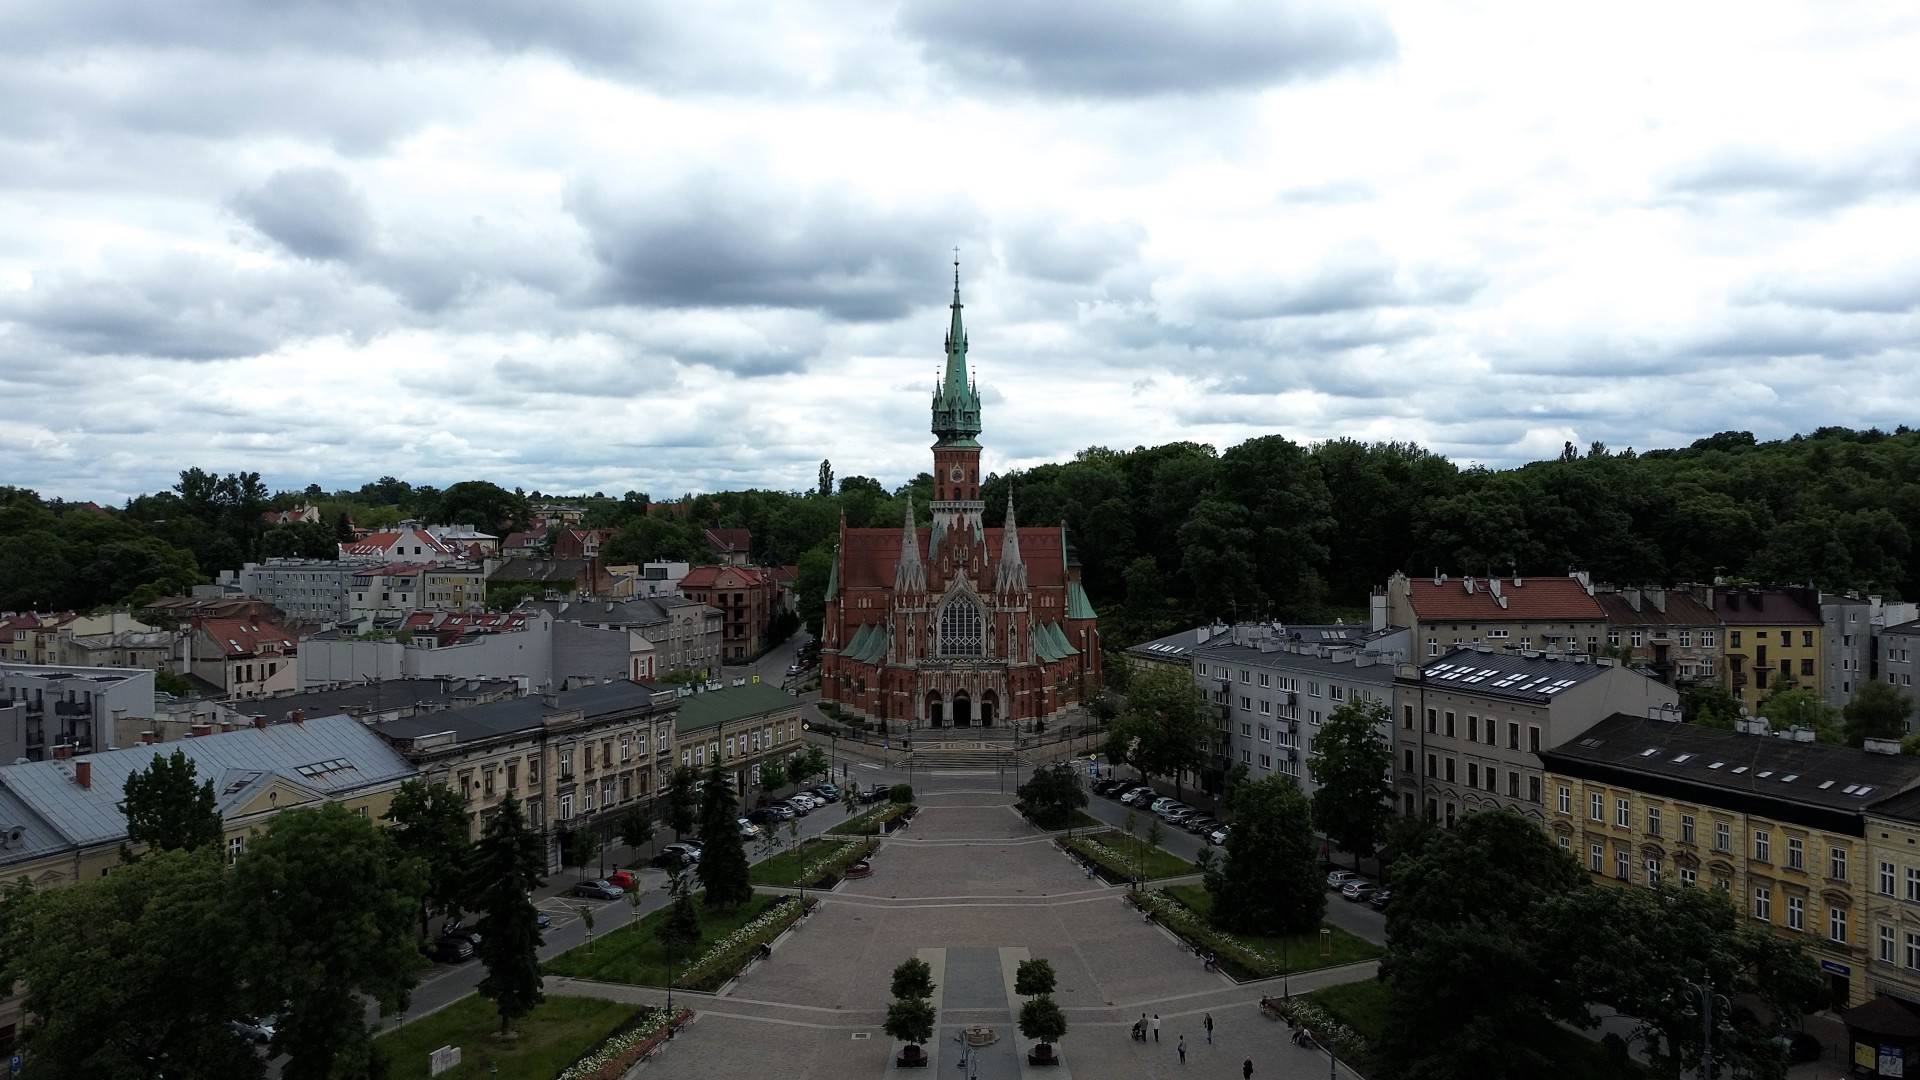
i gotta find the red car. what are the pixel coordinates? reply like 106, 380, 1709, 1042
607, 870, 640, 891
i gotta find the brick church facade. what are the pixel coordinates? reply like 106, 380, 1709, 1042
820, 270, 1103, 729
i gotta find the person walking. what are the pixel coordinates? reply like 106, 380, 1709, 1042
1243, 1059, 1254, 1080
1204, 1013, 1214, 1044
1151, 1014, 1160, 1043
1177, 1034, 1186, 1064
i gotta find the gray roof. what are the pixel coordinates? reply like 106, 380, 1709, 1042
378, 679, 666, 744
1541, 714, 1920, 815
0, 714, 416, 857
1401, 647, 1611, 703
1884, 619, 1920, 636
234, 678, 520, 725
520, 596, 708, 628
1195, 641, 1396, 685
1126, 626, 1209, 660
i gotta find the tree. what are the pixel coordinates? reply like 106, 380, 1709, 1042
758, 755, 789, 793
560, 824, 601, 882
428, 480, 530, 535
1681, 682, 1744, 729
794, 745, 830, 783
233, 804, 425, 1080
884, 997, 936, 1053
618, 806, 656, 862
695, 765, 753, 909
120, 748, 222, 858
0, 849, 263, 1080
1309, 698, 1394, 870
468, 794, 546, 1035
667, 766, 700, 840
1759, 687, 1841, 742
1110, 664, 1209, 797
1014, 958, 1056, 998
1206, 775, 1321, 935
1844, 680, 1915, 747
1018, 997, 1068, 1057
384, 780, 473, 938
1016, 763, 1088, 828
655, 876, 701, 985
1535, 881, 1824, 1079
818, 459, 834, 498
891, 956, 935, 1000
1378, 810, 1586, 1080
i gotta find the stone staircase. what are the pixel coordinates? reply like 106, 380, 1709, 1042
900, 744, 1031, 770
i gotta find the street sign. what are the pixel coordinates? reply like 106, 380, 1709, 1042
428, 1045, 461, 1075
11, 1051, 23, 1076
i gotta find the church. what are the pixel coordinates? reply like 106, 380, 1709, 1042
819, 270, 1103, 730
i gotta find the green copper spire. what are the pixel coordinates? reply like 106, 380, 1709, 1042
932, 254, 982, 447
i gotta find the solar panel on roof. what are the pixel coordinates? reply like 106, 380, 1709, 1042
1781, 774, 1797, 782
1639, 748, 1659, 757
1819, 780, 1835, 789
1857, 786, 1875, 796
1674, 754, 1692, 763
1731, 766, 1748, 774
1707, 762, 1724, 769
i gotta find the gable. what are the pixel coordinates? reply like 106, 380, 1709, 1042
228, 776, 326, 818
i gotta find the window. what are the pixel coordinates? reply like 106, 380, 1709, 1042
1558, 786, 1571, 814
1678, 629, 1692, 647
938, 597, 984, 657
1259, 700, 1272, 716
1616, 849, 1630, 880
226, 835, 245, 865
1309, 682, 1322, 698
1445, 711, 1455, 737
1630, 629, 1645, 647
1715, 821, 1730, 852
1507, 722, 1520, 750
559, 792, 573, 820
1802, 658, 1815, 677
1803, 630, 1814, 648
1616, 798, 1630, 828
1239, 669, 1251, 684
1427, 639, 1439, 657
1403, 706, 1414, 730
559, 748, 574, 780
1259, 673, 1271, 688
1426, 753, 1436, 778
1646, 807, 1661, 836
1590, 843, 1604, 873
1681, 815, 1695, 844
1467, 762, 1478, 788
1754, 831, 1770, 863
1590, 793, 1604, 821
1529, 726, 1541, 753
1787, 836, 1804, 871
1787, 895, 1804, 931
1754, 886, 1771, 922
1240, 722, 1253, 737
1730, 630, 1742, 647
1831, 906, 1848, 944
1702, 630, 1716, 648
1444, 757, 1455, 782
1426, 709, 1437, 733
1607, 628, 1621, 646
1909, 867, 1920, 903
1559, 835, 1570, 850
1884, 925, 1897, 964
1646, 858, 1661, 885
1485, 767, 1497, 794
1240, 696, 1251, 710
1832, 847, 1849, 881
1404, 748, 1414, 773
1529, 777, 1541, 803
1258, 725, 1270, 743
1467, 716, 1478, 742
1258, 753, 1272, 770
507, 762, 517, 790
1885, 862, 1898, 896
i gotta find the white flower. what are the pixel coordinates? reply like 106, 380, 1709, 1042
556, 1007, 678, 1080
678, 897, 805, 982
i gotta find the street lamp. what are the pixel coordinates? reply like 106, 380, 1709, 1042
1678, 975, 1731, 1079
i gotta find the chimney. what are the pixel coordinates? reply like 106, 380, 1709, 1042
189, 723, 213, 737
52, 743, 74, 760
1865, 737, 1902, 755
1513, 572, 1524, 587
74, 761, 90, 789
541, 692, 560, 709
253, 715, 268, 730
1790, 727, 1815, 743
290, 709, 305, 725
140, 730, 156, 744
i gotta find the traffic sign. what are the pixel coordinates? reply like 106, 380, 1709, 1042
11, 1052, 23, 1076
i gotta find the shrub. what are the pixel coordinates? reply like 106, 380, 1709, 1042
889, 784, 914, 804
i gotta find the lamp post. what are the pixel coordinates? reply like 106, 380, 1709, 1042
1679, 975, 1729, 1080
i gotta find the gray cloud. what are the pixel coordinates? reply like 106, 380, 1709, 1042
232, 166, 374, 261
567, 173, 985, 322
1002, 216, 1145, 284
1187, 251, 1485, 320
899, 0, 1394, 96
1663, 145, 1920, 211
1738, 268, 1920, 315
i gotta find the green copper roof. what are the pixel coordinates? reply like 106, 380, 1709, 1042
842, 621, 887, 665
1034, 620, 1079, 662
676, 683, 802, 733
825, 544, 839, 599
1066, 581, 1098, 620
931, 262, 982, 446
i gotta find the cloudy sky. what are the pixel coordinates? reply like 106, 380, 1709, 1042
4, 2, 1918, 503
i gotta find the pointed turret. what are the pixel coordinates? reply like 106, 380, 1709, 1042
931, 256, 982, 448
996, 490, 1026, 593
894, 494, 925, 594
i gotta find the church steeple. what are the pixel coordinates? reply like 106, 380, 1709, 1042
932, 254, 981, 448
894, 494, 925, 593
996, 489, 1026, 593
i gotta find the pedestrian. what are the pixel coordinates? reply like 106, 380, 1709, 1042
1152, 1013, 1160, 1043
1177, 1034, 1186, 1064
1204, 1012, 1214, 1044
1243, 1058, 1254, 1080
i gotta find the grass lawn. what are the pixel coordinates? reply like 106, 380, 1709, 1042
542, 891, 790, 989
375, 994, 636, 1080
1162, 884, 1384, 973
1306, 980, 1642, 1079
749, 837, 873, 886
1064, 829, 1193, 881
828, 802, 910, 835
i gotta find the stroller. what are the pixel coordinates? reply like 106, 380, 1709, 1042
1130, 1019, 1148, 1042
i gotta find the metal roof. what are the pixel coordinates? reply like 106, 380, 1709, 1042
0, 714, 416, 855
674, 684, 800, 733
376, 680, 664, 743
1401, 647, 1610, 703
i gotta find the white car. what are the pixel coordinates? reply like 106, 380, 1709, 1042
737, 817, 762, 839
789, 793, 819, 811
1327, 870, 1357, 889
1149, 797, 1179, 814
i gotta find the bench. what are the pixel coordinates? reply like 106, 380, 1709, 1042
1259, 997, 1286, 1021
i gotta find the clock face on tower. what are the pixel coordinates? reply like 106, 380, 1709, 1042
949, 465, 965, 483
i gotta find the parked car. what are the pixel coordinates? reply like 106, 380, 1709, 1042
1368, 888, 1392, 910
862, 785, 893, 804
1148, 797, 1179, 814
738, 817, 762, 839
1120, 789, 1154, 807
811, 784, 841, 802
786, 662, 805, 676
607, 869, 640, 891
1182, 816, 1219, 835
779, 798, 813, 817
423, 936, 475, 963
650, 843, 700, 870
1326, 870, 1358, 889
437, 918, 482, 946
1160, 806, 1196, 824
572, 879, 625, 901
788, 794, 818, 812
230, 1015, 279, 1045
1207, 825, 1231, 846
536, 910, 553, 929
1340, 880, 1377, 902
1094, 779, 1131, 797
748, 807, 785, 826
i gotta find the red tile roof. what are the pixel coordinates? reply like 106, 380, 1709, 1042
200, 617, 297, 657
680, 565, 776, 590
1405, 576, 1606, 621
773, 565, 799, 584
1595, 590, 1719, 626
836, 528, 1069, 591
398, 611, 529, 646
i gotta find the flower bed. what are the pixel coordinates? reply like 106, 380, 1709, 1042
676, 895, 810, 991
555, 1006, 691, 1080
1060, 830, 1189, 883
1271, 995, 1371, 1068
828, 802, 912, 836
749, 837, 876, 888
1133, 889, 1282, 980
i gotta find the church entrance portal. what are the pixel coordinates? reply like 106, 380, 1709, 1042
980, 690, 997, 728
952, 692, 973, 727
926, 691, 944, 727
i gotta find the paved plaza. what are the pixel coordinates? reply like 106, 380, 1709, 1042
584, 784, 1372, 1079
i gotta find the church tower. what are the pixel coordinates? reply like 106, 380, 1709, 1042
929, 258, 983, 543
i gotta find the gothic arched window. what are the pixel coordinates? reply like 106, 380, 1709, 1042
938, 596, 984, 657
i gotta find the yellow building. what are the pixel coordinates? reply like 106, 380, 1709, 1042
0, 714, 418, 1045
673, 682, 809, 803
1708, 585, 1823, 714
1858, 791, 1920, 1070
1541, 713, 1920, 1008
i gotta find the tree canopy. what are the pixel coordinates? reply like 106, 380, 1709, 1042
1308, 697, 1395, 869
1206, 775, 1322, 935
1844, 680, 1915, 746
120, 749, 223, 858
468, 794, 547, 1035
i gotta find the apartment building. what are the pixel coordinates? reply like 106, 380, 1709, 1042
672, 682, 807, 806
1393, 648, 1678, 827
219, 559, 372, 622
1382, 570, 1609, 660
0, 663, 155, 760
519, 596, 724, 677
1193, 623, 1405, 796
1541, 713, 1920, 1009
375, 680, 678, 870
190, 617, 299, 699
1594, 586, 1722, 685
679, 565, 781, 662
1710, 586, 1823, 714
347, 562, 487, 620
1883, 621, 1920, 702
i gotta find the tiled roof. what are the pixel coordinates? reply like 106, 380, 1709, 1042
339, 529, 457, 559
0, 715, 416, 853
1402, 647, 1612, 703
836, 527, 1068, 591
1595, 590, 1719, 627
674, 683, 799, 732
1711, 587, 1822, 626
1404, 576, 1606, 621
680, 565, 776, 590
773, 565, 799, 584
1540, 713, 1920, 814
397, 611, 528, 645
199, 617, 297, 657
486, 557, 594, 584
520, 597, 686, 628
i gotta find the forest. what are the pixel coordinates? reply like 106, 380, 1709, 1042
1, 426, 1915, 651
